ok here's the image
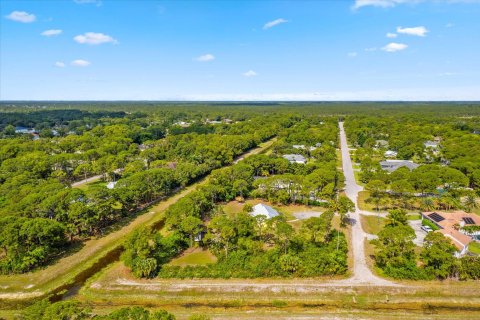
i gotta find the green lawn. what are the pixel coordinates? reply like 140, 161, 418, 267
469, 242, 480, 255
360, 215, 386, 235
168, 249, 217, 267
357, 191, 375, 211
76, 180, 107, 191
407, 214, 421, 220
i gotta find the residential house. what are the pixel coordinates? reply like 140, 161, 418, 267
283, 154, 307, 164
384, 150, 398, 158
424, 141, 440, 149
250, 203, 280, 219
106, 181, 118, 189
292, 145, 306, 150
422, 211, 480, 257
380, 160, 420, 173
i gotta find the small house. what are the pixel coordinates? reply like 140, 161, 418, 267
250, 203, 280, 220
424, 141, 440, 149
380, 160, 420, 173
283, 154, 307, 164
384, 150, 398, 158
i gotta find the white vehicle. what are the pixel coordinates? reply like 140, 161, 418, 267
421, 225, 433, 233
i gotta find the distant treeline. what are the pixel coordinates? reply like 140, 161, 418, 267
0, 109, 126, 131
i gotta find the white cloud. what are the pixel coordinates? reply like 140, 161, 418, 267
242, 70, 258, 77
352, 0, 416, 9
5, 11, 36, 23
348, 52, 358, 57
54, 61, 66, 68
71, 59, 91, 67
365, 47, 377, 52
386, 32, 397, 38
445, 22, 454, 28
397, 26, 428, 36
382, 42, 408, 52
41, 29, 62, 37
195, 54, 215, 62
263, 18, 288, 30
73, 0, 102, 5
74, 32, 117, 45
352, 0, 480, 10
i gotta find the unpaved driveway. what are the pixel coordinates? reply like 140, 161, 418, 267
409, 219, 427, 246
293, 211, 322, 220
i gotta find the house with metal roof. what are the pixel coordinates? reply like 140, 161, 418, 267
250, 203, 280, 219
380, 160, 420, 172
283, 154, 307, 164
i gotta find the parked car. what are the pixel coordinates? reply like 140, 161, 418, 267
421, 225, 433, 233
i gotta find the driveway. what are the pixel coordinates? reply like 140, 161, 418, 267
408, 219, 427, 246
293, 211, 322, 220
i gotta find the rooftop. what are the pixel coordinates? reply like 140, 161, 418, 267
379, 160, 419, 172
423, 211, 479, 251
283, 154, 307, 163
250, 203, 280, 220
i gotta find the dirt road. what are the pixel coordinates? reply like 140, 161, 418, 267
338, 122, 396, 286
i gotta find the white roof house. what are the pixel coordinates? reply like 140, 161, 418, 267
250, 203, 280, 219
424, 141, 440, 149
384, 150, 398, 158
283, 154, 307, 164
292, 145, 306, 150
106, 181, 118, 189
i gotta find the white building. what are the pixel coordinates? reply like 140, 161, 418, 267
250, 203, 280, 219
283, 154, 307, 164
384, 150, 398, 158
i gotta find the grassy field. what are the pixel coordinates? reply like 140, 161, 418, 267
360, 215, 386, 235
358, 191, 376, 211
407, 213, 421, 220
469, 242, 480, 255
0, 138, 277, 302
74, 259, 480, 320
168, 248, 217, 267
222, 200, 324, 222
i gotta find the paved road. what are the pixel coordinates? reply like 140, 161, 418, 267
338, 122, 396, 286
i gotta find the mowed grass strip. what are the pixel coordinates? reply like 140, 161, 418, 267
168, 249, 217, 267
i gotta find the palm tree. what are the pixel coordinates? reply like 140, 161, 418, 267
421, 197, 435, 212
463, 194, 479, 213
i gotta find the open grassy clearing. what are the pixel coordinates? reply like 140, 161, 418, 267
74, 259, 480, 320
222, 200, 325, 222
360, 215, 386, 235
407, 213, 421, 220
358, 191, 376, 211
0, 138, 277, 302
168, 248, 217, 267
469, 242, 480, 255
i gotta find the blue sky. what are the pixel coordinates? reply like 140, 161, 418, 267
1, 0, 480, 101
